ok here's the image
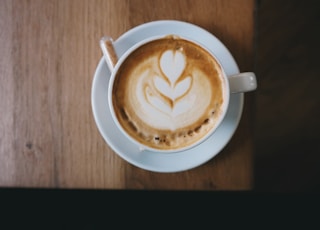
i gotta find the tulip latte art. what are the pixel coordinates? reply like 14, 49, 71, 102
112, 36, 226, 150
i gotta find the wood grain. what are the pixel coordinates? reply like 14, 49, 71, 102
0, 0, 255, 190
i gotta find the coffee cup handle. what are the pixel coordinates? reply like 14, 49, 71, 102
228, 72, 257, 93
100, 36, 118, 72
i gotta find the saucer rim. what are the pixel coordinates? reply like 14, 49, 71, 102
91, 20, 244, 172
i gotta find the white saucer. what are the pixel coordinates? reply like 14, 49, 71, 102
91, 20, 244, 173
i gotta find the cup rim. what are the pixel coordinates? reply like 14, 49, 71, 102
108, 34, 230, 153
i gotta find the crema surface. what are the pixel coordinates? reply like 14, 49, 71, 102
112, 36, 225, 150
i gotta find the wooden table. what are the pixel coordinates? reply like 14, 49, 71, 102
0, 0, 255, 190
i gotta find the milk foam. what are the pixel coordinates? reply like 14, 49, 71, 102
125, 51, 212, 131
160, 50, 185, 86
112, 37, 225, 150
134, 69, 210, 130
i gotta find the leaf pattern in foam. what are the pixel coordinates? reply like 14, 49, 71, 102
145, 86, 171, 116
173, 76, 191, 100
160, 50, 185, 85
143, 49, 195, 117
154, 75, 191, 101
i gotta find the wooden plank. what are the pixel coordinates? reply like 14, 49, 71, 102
0, 0, 255, 190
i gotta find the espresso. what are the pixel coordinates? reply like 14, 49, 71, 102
112, 36, 226, 150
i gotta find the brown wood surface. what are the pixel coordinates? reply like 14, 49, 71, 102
0, 0, 255, 190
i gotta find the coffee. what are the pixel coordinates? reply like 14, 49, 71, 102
111, 35, 226, 151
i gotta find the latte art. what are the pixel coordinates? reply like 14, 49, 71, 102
112, 36, 226, 150
147, 50, 194, 118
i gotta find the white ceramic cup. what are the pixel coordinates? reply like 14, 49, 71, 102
100, 34, 257, 153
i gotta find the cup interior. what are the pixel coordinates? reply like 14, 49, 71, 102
108, 34, 230, 153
